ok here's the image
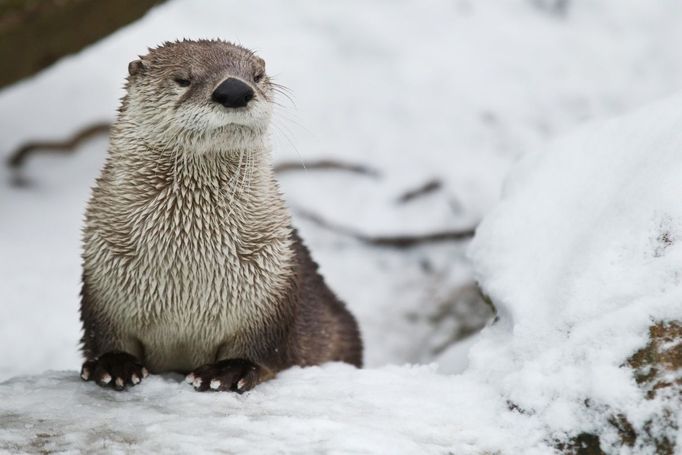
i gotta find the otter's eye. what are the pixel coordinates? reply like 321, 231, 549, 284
254, 72, 264, 83
174, 78, 191, 87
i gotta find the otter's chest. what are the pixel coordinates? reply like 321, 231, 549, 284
126, 188, 265, 314
95, 186, 292, 370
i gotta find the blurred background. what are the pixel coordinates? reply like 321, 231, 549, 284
1, 0, 682, 381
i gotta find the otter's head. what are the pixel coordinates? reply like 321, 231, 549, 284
122, 39, 274, 152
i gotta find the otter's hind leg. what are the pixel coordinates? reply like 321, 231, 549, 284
81, 352, 149, 390
291, 231, 364, 368
185, 359, 275, 393
79, 278, 149, 390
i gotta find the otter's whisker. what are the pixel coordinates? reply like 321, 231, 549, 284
271, 120, 306, 172
239, 149, 252, 199
225, 148, 245, 212
245, 148, 256, 197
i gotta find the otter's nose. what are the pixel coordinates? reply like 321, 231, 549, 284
212, 78, 254, 108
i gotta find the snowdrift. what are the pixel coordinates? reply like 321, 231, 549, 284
467, 94, 682, 453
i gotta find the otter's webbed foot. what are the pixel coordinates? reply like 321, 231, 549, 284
186, 359, 261, 393
81, 352, 148, 391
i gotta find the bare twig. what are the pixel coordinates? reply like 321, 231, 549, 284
294, 207, 475, 248
5, 121, 476, 247
6, 124, 380, 182
397, 179, 443, 204
0, 0, 166, 89
274, 160, 380, 178
6, 122, 111, 168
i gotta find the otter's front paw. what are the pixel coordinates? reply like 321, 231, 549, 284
186, 359, 260, 393
81, 352, 148, 391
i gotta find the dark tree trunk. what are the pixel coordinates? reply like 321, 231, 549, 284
0, 0, 165, 90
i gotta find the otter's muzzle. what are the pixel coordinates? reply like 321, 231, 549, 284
212, 78, 254, 108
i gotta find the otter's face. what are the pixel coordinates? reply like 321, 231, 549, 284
124, 40, 274, 151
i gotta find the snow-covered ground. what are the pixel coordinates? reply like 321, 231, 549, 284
2, 0, 682, 453
0, 366, 526, 454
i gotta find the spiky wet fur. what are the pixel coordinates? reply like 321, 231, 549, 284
80, 40, 362, 378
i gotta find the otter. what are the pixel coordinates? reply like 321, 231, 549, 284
79, 39, 363, 393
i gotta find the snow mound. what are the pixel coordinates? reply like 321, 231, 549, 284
468, 93, 682, 452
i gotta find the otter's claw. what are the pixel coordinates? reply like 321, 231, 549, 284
186, 359, 260, 393
80, 352, 147, 391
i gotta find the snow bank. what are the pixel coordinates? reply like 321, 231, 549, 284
468, 93, 682, 452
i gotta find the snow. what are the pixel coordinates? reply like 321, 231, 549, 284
2, 0, 682, 453
0, 366, 521, 455
467, 93, 682, 452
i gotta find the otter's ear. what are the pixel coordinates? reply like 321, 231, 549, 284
128, 59, 147, 77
